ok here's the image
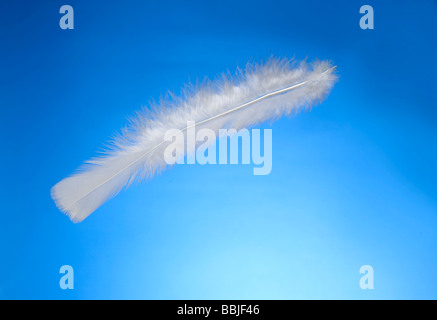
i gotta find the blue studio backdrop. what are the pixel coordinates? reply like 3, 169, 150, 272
0, 0, 436, 299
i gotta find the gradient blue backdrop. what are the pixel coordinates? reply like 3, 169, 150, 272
1, 0, 436, 299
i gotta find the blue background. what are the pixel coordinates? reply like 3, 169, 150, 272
1, 0, 436, 299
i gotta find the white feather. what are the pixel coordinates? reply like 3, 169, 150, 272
51, 57, 338, 222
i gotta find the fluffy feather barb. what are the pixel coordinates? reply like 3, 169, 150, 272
51, 58, 338, 222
